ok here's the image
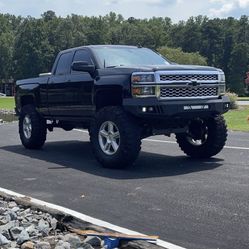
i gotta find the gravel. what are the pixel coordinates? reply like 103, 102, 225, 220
0, 196, 106, 249
0, 195, 161, 249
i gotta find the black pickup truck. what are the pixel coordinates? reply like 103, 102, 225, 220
15, 45, 230, 168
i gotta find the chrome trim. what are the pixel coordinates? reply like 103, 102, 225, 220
39, 72, 52, 77
159, 96, 219, 100
155, 70, 220, 84
131, 70, 224, 100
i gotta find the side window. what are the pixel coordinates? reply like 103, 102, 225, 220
73, 50, 93, 65
55, 52, 73, 75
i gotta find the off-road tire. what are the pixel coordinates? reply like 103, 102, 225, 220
176, 115, 227, 158
19, 105, 47, 149
90, 106, 141, 169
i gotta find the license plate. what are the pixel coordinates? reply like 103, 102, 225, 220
184, 105, 209, 110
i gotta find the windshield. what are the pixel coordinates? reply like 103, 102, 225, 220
92, 46, 170, 68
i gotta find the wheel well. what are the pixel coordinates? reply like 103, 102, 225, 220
95, 86, 122, 111
20, 95, 35, 107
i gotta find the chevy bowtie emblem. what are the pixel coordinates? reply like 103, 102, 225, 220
188, 79, 200, 87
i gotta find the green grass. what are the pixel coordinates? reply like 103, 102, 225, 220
224, 106, 249, 132
0, 97, 15, 110
237, 97, 249, 101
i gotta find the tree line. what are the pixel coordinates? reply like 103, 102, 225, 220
0, 11, 248, 95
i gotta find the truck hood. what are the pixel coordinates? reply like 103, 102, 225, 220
98, 64, 221, 76
121, 64, 221, 72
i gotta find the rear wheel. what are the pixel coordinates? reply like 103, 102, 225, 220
90, 106, 141, 169
176, 115, 227, 158
19, 105, 47, 149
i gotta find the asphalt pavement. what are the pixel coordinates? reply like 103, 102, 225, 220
0, 123, 249, 249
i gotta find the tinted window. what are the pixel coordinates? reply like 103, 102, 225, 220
55, 52, 73, 75
73, 50, 93, 65
92, 47, 170, 68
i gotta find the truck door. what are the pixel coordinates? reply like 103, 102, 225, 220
47, 50, 95, 118
47, 51, 75, 117
70, 49, 95, 117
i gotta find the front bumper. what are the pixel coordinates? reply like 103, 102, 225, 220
123, 95, 230, 119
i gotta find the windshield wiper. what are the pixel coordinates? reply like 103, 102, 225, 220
106, 65, 125, 68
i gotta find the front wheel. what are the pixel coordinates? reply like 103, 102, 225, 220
19, 105, 47, 149
89, 106, 141, 169
176, 115, 227, 158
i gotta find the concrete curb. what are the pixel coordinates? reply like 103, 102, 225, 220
0, 187, 186, 249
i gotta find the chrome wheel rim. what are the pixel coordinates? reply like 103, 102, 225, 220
187, 135, 208, 146
186, 121, 208, 146
23, 115, 32, 139
98, 121, 120, 155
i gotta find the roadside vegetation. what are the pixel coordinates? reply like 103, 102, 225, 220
0, 97, 15, 110
224, 106, 249, 132
237, 97, 249, 101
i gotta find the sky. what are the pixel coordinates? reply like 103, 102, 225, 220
0, 0, 248, 22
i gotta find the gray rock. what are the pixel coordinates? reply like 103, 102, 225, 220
64, 234, 81, 248
9, 211, 18, 220
43, 236, 59, 247
78, 243, 94, 249
0, 233, 10, 245
2, 229, 11, 240
55, 240, 71, 249
0, 214, 11, 224
50, 218, 57, 230
10, 226, 24, 239
77, 247, 93, 249
0, 207, 6, 214
11, 207, 20, 213
10, 241, 18, 248
17, 230, 30, 245
26, 224, 38, 236
36, 241, 51, 249
0, 220, 19, 233
8, 201, 17, 208
38, 219, 50, 235
84, 236, 102, 247
21, 208, 31, 216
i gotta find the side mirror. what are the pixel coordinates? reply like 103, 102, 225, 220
71, 61, 95, 73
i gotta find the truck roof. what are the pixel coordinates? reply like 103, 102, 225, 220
60, 45, 139, 53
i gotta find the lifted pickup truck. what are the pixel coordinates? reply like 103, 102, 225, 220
15, 45, 230, 168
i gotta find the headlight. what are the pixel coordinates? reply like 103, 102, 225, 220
218, 71, 226, 95
218, 72, 226, 83
132, 86, 156, 97
131, 73, 155, 83
218, 84, 226, 95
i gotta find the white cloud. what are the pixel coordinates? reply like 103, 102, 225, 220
238, 0, 249, 7
209, 0, 249, 17
209, 2, 235, 16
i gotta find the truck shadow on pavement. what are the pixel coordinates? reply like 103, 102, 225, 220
2, 140, 223, 179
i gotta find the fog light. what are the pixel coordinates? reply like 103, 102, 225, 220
142, 107, 147, 112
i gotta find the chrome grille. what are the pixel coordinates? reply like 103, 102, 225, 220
160, 86, 218, 98
160, 74, 218, 81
